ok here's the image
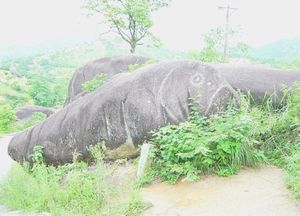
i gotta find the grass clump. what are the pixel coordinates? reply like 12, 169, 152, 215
82, 73, 108, 93
0, 145, 147, 216
285, 150, 300, 198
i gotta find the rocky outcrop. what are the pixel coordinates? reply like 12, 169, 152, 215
65, 55, 149, 104
8, 60, 238, 165
213, 64, 300, 102
15, 106, 54, 121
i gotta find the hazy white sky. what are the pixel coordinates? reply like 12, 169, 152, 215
0, 0, 300, 50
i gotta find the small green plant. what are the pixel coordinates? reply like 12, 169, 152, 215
31, 146, 45, 165
82, 73, 108, 93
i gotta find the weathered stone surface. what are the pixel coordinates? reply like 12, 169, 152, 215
213, 64, 300, 101
9, 60, 237, 165
15, 106, 54, 121
65, 55, 149, 104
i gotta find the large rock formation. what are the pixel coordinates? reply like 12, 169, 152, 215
65, 55, 149, 104
8, 60, 238, 165
213, 64, 300, 101
16, 106, 54, 121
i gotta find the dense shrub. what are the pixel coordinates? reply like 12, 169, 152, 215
0, 104, 16, 133
29, 78, 56, 107
150, 100, 266, 183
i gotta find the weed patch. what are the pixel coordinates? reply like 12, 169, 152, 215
0, 146, 147, 216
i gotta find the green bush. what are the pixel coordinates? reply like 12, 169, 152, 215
0, 146, 147, 216
0, 104, 16, 133
150, 100, 266, 183
82, 73, 108, 93
29, 78, 55, 107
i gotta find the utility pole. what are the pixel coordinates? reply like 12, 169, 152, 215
218, 4, 237, 59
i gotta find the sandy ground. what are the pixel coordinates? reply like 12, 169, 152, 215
142, 166, 300, 216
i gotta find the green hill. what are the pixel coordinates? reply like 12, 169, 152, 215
250, 37, 300, 61
0, 68, 32, 108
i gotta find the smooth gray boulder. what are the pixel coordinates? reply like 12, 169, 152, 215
9, 60, 238, 165
65, 55, 149, 104
15, 106, 54, 121
213, 64, 300, 102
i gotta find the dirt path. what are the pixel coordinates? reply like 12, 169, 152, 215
142, 166, 300, 216
0, 136, 14, 181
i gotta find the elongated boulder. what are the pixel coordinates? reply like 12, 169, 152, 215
16, 106, 54, 120
9, 60, 238, 165
213, 64, 300, 101
65, 55, 149, 104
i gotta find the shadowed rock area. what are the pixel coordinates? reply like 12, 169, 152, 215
213, 64, 300, 101
8, 60, 237, 165
16, 106, 54, 121
65, 55, 149, 104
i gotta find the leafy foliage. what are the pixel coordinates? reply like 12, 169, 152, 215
82, 73, 108, 93
186, 27, 249, 63
28, 76, 64, 107
0, 105, 16, 133
150, 100, 265, 183
84, 0, 171, 53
